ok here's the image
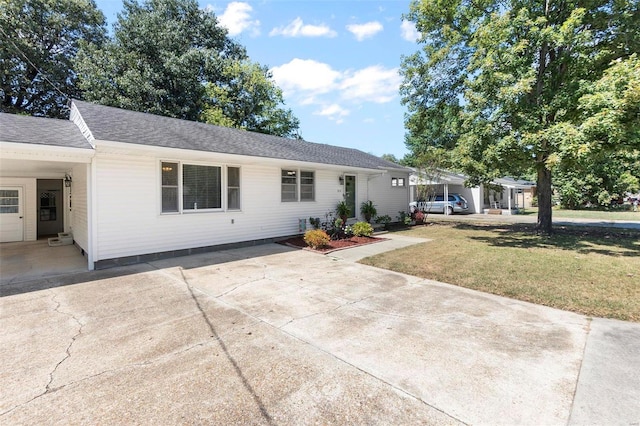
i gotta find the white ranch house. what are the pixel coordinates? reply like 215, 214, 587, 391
0, 100, 411, 270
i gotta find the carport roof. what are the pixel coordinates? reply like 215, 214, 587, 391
72, 100, 408, 172
0, 113, 93, 149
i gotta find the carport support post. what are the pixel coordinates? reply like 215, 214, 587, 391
507, 188, 512, 214
444, 184, 449, 215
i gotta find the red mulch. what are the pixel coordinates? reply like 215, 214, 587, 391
278, 235, 386, 254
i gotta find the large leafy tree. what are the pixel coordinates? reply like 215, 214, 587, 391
76, 0, 244, 121
76, 0, 300, 137
201, 61, 300, 138
0, 0, 106, 117
401, 0, 639, 233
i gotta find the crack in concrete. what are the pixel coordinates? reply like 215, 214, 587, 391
0, 291, 84, 417
45, 292, 83, 393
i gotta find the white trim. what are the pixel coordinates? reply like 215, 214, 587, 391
88, 161, 97, 270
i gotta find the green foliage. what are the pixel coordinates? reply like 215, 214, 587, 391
75, 0, 300, 137
380, 153, 399, 163
309, 217, 321, 230
336, 201, 351, 219
76, 0, 245, 121
374, 214, 391, 225
303, 229, 330, 249
1, 0, 106, 117
200, 60, 300, 138
351, 222, 373, 237
401, 0, 639, 233
360, 200, 377, 222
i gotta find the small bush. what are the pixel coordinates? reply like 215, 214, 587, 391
303, 229, 330, 249
352, 221, 373, 237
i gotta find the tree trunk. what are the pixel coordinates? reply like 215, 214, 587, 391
536, 165, 553, 234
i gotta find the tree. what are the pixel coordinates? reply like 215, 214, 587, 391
380, 153, 400, 163
555, 55, 640, 207
75, 0, 244, 121
200, 60, 300, 138
76, 0, 300, 137
0, 0, 106, 117
400, 0, 639, 233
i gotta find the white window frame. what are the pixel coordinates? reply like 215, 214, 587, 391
392, 177, 406, 187
281, 168, 316, 203
300, 170, 315, 202
160, 161, 240, 214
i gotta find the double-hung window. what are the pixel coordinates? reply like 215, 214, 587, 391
281, 170, 297, 202
300, 171, 315, 201
281, 169, 315, 202
161, 162, 239, 213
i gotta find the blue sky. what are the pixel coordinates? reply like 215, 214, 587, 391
94, 1, 420, 159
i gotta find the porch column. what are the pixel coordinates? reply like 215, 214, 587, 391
444, 184, 449, 215
507, 188, 512, 214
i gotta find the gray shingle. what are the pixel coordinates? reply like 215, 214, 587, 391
72, 100, 407, 171
0, 113, 93, 149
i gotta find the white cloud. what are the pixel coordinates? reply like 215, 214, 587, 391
401, 20, 420, 42
271, 59, 400, 124
346, 21, 383, 41
314, 104, 350, 124
269, 17, 337, 38
270, 59, 341, 96
217, 2, 260, 36
340, 65, 401, 103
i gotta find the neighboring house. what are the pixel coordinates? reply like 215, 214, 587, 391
0, 100, 410, 270
409, 168, 535, 214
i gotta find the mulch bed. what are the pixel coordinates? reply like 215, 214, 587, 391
278, 235, 386, 254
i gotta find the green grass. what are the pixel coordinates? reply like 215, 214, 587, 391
361, 222, 640, 321
520, 206, 640, 221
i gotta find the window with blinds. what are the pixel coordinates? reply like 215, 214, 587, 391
227, 167, 240, 210
161, 162, 235, 213
300, 171, 315, 201
183, 165, 221, 210
281, 170, 297, 202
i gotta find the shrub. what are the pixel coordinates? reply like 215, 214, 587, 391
352, 221, 373, 237
303, 229, 330, 249
360, 200, 377, 222
413, 210, 425, 222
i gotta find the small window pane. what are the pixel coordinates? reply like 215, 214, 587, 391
300, 171, 314, 201
162, 162, 178, 186
281, 169, 297, 202
161, 162, 179, 213
228, 167, 240, 210
391, 178, 397, 187
0, 206, 18, 213
162, 187, 178, 212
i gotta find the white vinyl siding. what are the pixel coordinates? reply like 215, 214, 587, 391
69, 163, 89, 253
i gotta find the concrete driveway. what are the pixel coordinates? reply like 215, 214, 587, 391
1, 237, 639, 425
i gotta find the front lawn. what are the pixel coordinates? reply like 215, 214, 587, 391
520, 207, 640, 221
361, 222, 640, 321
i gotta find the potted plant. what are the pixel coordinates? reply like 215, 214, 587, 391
336, 201, 351, 224
360, 200, 377, 223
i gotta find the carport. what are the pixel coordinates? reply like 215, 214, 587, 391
409, 169, 482, 213
0, 114, 95, 275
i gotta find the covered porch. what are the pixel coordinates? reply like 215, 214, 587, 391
482, 178, 536, 215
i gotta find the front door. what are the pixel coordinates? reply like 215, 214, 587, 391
344, 175, 356, 219
0, 187, 24, 242
37, 179, 64, 237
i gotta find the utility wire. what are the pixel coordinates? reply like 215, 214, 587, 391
0, 25, 69, 101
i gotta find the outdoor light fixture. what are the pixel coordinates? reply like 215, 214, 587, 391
339, 176, 344, 184
64, 174, 72, 187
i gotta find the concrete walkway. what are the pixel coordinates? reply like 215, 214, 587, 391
1, 236, 638, 425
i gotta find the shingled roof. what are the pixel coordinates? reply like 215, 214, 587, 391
72, 100, 407, 171
0, 113, 93, 149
